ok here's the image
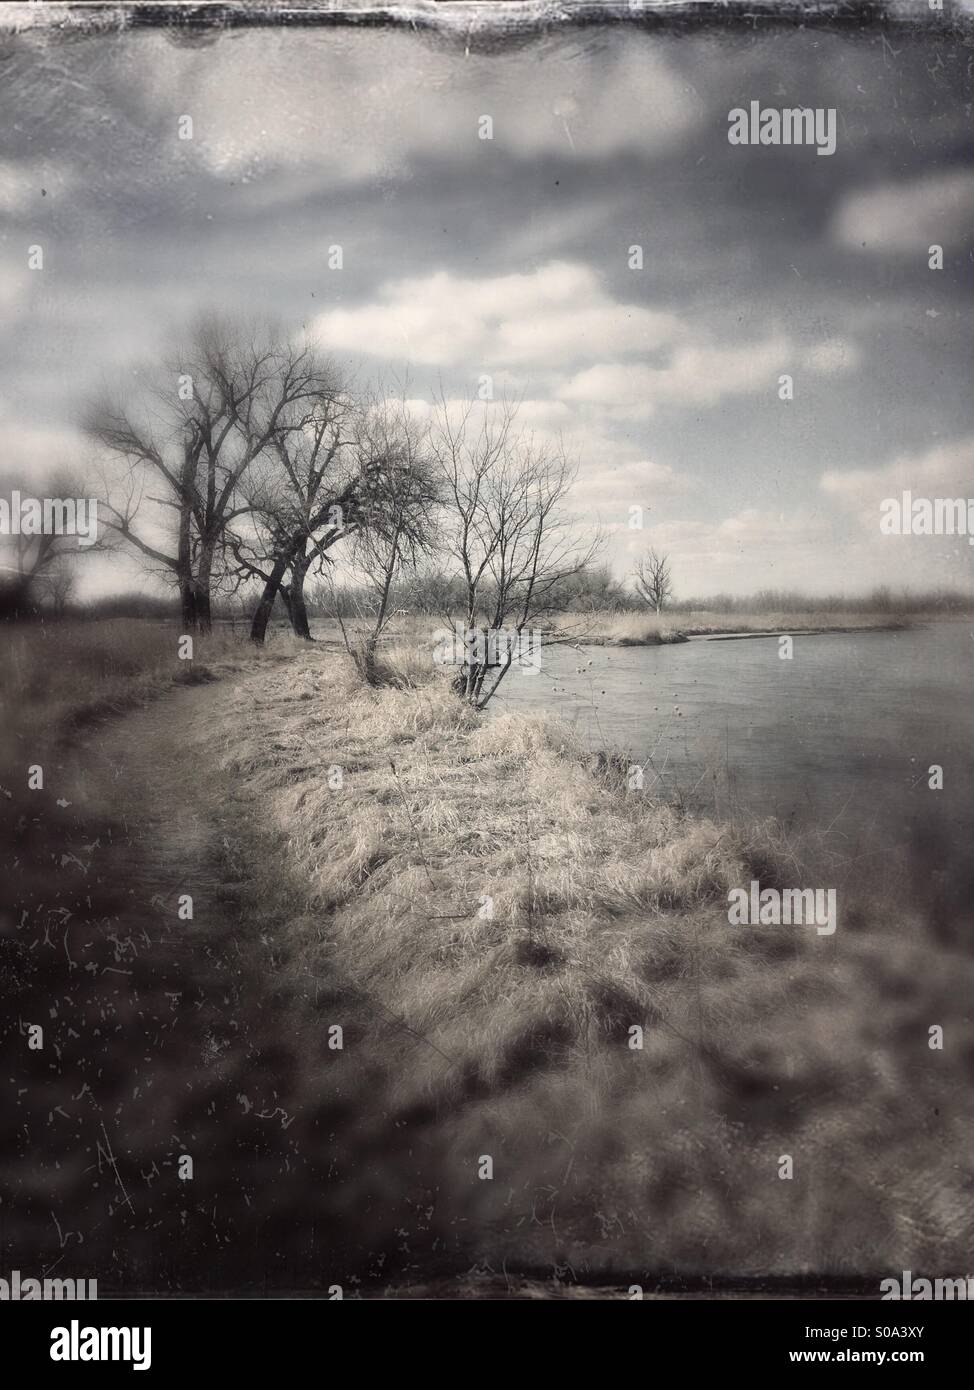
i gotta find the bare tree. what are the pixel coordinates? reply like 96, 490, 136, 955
229, 382, 361, 645
430, 394, 601, 708
86, 315, 336, 631
633, 547, 673, 615
545, 561, 631, 613
0, 470, 98, 620
36, 554, 77, 618
333, 392, 440, 684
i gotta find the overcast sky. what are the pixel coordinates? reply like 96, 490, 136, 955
2, 19, 973, 598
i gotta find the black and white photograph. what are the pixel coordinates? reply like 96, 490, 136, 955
1, 0, 973, 1345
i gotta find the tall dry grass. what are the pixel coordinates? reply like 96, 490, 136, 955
213, 643, 974, 1279
0, 617, 297, 753
3, 616, 972, 1287
547, 608, 912, 645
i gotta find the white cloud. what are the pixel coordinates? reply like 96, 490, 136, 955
806, 436, 974, 593
832, 170, 974, 253
606, 438, 974, 599
506, 398, 576, 432
570, 457, 694, 517
397, 394, 574, 434
557, 361, 661, 417
0, 159, 74, 216
560, 335, 856, 413
0, 165, 72, 319
822, 435, 974, 513
612, 507, 833, 594
803, 338, 860, 375
311, 260, 860, 426
131, 31, 701, 188
309, 261, 682, 370
0, 421, 88, 485
0, 265, 26, 320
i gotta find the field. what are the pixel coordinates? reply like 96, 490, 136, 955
2, 618, 973, 1294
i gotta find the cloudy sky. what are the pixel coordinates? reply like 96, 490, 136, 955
2, 16, 974, 598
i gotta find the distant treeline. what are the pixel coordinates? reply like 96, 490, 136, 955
69, 573, 974, 623
667, 586, 974, 616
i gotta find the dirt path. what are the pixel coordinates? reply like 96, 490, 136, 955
4, 666, 440, 1294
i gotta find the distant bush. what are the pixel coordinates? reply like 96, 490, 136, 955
668, 586, 974, 616
81, 592, 179, 620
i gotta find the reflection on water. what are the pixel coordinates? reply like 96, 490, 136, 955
497, 622, 974, 854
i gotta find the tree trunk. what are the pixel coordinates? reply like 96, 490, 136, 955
249, 553, 290, 645
453, 625, 491, 704
279, 584, 294, 626
180, 581, 198, 630
195, 585, 212, 632
177, 436, 200, 631
288, 546, 313, 640
362, 634, 380, 685
193, 540, 216, 634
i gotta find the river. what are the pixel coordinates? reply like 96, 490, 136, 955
497, 621, 974, 856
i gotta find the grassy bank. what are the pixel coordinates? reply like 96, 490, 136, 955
3, 618, 973, 1288
282, 608, 916, 659
218, 643, 974, 1280
546, 609, 914, 647
304, 609, 916, 654
0, 618, 298, 754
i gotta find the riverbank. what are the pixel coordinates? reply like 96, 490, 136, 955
219, 645, 974, 1283
3, 619, 973, 1290
545, 610, 913, 648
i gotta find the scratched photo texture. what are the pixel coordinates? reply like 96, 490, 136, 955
1, 1, 973, 1300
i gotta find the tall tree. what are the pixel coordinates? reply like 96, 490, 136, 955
230, 386, 361, 645
0, 470, 97, 620
333, 391, 440, 683
87, 316, 337, 630
430, 394, 600, 708
633, 547, 673, 615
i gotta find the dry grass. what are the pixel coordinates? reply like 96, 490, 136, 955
214, 643, 974, 1279
3, 617, 972, 1288
304, 608, 910, 664
0, 617, 298, 753
547, 608, 910, 646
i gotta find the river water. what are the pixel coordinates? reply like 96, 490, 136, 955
497, 621, 974, 855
